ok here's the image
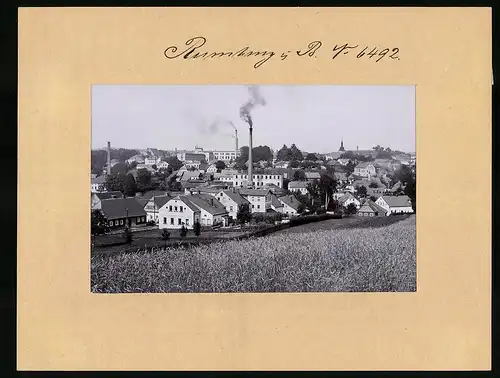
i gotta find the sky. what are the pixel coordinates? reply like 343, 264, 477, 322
91, 85, 415, 154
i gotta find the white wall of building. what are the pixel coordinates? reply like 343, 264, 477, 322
158, 198, 199, 229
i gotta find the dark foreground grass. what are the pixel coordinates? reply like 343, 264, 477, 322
91, 215, 416, 293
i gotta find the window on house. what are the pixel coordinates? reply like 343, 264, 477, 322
109, 221, 113, 226
186, 219, 189, 225
174, 206, 177, 211
257, 205, 260, 209
115, 220, 119, 226
163, 217, 167, 224
170, 218, 174, 224
230, 206, 233, 211
180, 206, 183, 212
120, 220, 124, 225
178, 218, 182, 225
169, 205, 172, 211
252, 204, 255, 209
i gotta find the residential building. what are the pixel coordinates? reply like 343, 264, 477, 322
337, 158, 351, 166
238, 188, 272, 213
274, 161, 290, 169
158, 194, 228, 229
206, 164, 218, 174
136, 163, 156, 173
304, 171, 321, 181
358, 199, 387, 217
213, 188, 250, 220
267, 194, 283, 214
375, 195, 414, 215
263, 183, 287, 197
354, 162, 376, 178
99, 197, 147, 229
278, 195, 303, 216
366, 187, 386, 199
223, 172, 283, 189
338, 192, 361, 209
288, 181, 309, 195
91, 175, 106, 193
144, 195, 171, 224
144, 157, 156, 165
213, 150, 239, 162
126, 155, 145, 164
157, 161, 169, 169
91, 191, 123, 209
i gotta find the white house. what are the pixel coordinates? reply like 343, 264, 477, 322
158, 194, 229, 229
238, 188, 272, 213
304, 172, 321, 181
206, 164, 218, 174
158, 196, 200, 229
288, 181, 309, 195
274, 161, 289, 169
144, 157, 156, 165
338, 192, 361, 209
186, 194, 229, 227
157, 161, 169, 169
225, 173, 283, 189
354, 162, 376, 178
91, 175, 106, 193
278, 195, 303, 216
143, 195, 171, 224
213, 188, 250, 220
375, 195, 414, 215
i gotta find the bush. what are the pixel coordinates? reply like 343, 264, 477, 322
180, 225, 188, 238
289, 213, 341, 227
123, 227, 133, 244
147, 220, 156, 226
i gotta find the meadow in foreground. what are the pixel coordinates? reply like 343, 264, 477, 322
91, 215, 416, 293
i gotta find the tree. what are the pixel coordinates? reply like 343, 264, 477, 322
160, 229, 171, 248
289, 144, 304, 161
166, 156, 183, 171
179, 225, 188, 238
370, 195, 377, 202
111, 162, 128, 175
306, 180, 321, 208
369, 182, 378, 188
91, 210, 109, 247
357, 185, 367, 197
345, 203, 357, 216
293, 170, 306, 181
136, 168, 152, 192
124, 173, 138, 197
289, 160, 300, 169
319, 174, 337, 210
193, 220, 201, 237
305, 153, 317, 161
344, 161, 355, 176
152, 164, 157, 170
297, 203, 306, 214
282, 178, 290, 190
237, 203, 252, 225
215, 160, 226, 172
123, 227, 133, 244
276, 144, 290, 161
252, 145, 273, 162
105, 172, 126, 193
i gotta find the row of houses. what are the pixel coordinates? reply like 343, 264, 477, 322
91, 185, 305, 231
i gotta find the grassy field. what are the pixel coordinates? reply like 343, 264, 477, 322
91, 215, 416, 293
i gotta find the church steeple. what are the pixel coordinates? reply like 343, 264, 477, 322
339, 138, 345, 152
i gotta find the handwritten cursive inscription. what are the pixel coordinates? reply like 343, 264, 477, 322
163, 37, 400, 69
164, 36, 275, 69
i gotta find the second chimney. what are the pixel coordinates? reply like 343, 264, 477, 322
107, 141, 111, 175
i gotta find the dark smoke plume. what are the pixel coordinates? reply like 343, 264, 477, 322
239, 85, 266, 127
207, 116, 236, 137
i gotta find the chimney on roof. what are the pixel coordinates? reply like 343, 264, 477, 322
232, 187, 236, 193
106, 141, 111, 175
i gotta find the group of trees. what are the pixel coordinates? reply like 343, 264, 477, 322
234, 145, 273, 170
276, 144, 303, 162
291, 173, 338, 213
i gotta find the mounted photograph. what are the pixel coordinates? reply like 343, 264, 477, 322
90, 84, 416, 293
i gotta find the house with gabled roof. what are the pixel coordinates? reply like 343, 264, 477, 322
143, 194, 172, 224
213, 188, 250, 220
91, 191, 124, 209
158, 194, 229, 229
358, 199, 388, 217
304, 171, 321, 181
238, 188, 272, 213
288, 180, 309, 195
338, 192, 361, 209
278, 195, 303, 216
375, 195, 413, 215
99, 197, 147, 229
269, 194, 284, 213
91, 175, 107, 193
354, 162, 376, 178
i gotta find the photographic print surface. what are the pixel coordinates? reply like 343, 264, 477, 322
91, 85, 416, 293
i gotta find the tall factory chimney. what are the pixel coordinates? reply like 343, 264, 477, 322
235, 129, 238, 162
248, 126, 253, 188
106, 141, 111, 175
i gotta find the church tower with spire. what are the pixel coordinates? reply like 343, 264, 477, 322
338, 139, 345, 152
